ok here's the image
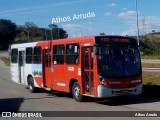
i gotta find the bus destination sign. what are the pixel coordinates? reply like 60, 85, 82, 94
95, 36, 137, 45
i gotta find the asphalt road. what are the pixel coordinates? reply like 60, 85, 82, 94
141, 59, 160, 74
141, 59, 160, 64
0, 51, 9, 57
0, 65, 160, 120
142, 68, 160, 74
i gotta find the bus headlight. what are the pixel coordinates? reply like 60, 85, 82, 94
99, 75, 106, 86
101, 79, 106, 86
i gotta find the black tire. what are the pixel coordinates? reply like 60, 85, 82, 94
28, 77, 36, 93
72, 82, 83, 102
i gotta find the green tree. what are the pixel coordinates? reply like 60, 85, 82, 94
15, 23, 68, 42
100, 33, 105, 35
0, 19, 17, 50
48, 24, 68, 40
139, 35, 160, 55
16, 22, 44, 41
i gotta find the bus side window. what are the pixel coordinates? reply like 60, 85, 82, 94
26, 47, 32, 64
11, 48, 18, 63
33, 47, 41, 64
66, 44, 79, 64
53, 45, 64, 64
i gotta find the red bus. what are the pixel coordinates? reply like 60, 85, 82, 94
10, 35, 142, 102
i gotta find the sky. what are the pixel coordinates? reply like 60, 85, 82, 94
0, 0, 160, 37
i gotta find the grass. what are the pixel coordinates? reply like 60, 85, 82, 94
0, 57, 10, 66
143, 74, 160, 85
141, 55, 160, 59
142, 74, 160, 98
142, 63, 160, 68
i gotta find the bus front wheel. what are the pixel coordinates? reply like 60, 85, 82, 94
72, 82, 83, 102
28, 77, 36, 93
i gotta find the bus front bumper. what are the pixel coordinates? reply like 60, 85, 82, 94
97, 84, 143, 98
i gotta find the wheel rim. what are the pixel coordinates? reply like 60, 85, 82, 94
74, 86, 80, 98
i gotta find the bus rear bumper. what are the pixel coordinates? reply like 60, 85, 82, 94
97, 84, 143, 98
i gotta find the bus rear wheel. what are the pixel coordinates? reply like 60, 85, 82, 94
72, 82, 83, 102
28, 77, 36, 93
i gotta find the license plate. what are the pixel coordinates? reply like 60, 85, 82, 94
121, 90, 129, 95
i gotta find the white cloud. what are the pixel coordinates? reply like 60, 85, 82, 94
63, 23, 93, 37
145, 16, 160, 24
143, 16, 160, 33
108, 3, 116, 7
121, 29, 137, 36
104, 12, 112, 16
111, 32, 116, 35
120, 15, 160, 36
63, 24, 84, 30
118, 11, 140, 35
88, 21, 93, 24
122, 8, 127, 11
62, 24, 85, 37
118, 11, 136, 19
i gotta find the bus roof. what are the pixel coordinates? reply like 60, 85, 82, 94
11, 35, 136, 48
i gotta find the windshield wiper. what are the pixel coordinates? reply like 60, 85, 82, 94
125, 45, 131, 58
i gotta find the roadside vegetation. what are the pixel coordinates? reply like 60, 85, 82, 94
139, 34, 160, 60
143, 74, 160, 85
0, 19, 68, 50
0, 57, 10, 66
142, 63, 160, 68
141, 55, 160, 59
143, 74, 160, 98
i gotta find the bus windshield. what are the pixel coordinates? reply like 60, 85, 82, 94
97, 45, 141, 77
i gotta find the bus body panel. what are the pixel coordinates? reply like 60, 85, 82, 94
10, 42, 43, 88
10, 63, 19, 83
97, 84, 142, 98
10, 35, 142, 99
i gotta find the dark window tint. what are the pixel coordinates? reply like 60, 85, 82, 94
33, 47, 41, 64
19, 51, 24, 66
11, 49, 18, 63
66, 44, 79, 64
26, 47, 32, 64
53, 45, 64, 64
84, 48, 89, 69
44, 50, 50, 67
98, 46, 141, 77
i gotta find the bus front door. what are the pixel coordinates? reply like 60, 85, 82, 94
18, 51, 25, 84
42, 49, 51, 87
82, 47, 94, 96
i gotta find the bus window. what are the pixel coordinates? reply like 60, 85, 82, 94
53, 45, 64, 64
97, 46, 141, 77
66, 44, 79, 64
44, 50, 50, 67
26, 47, 32, 64
84, 48, 89, 69
11, 48, 18, 63
33, 47, 41, 64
